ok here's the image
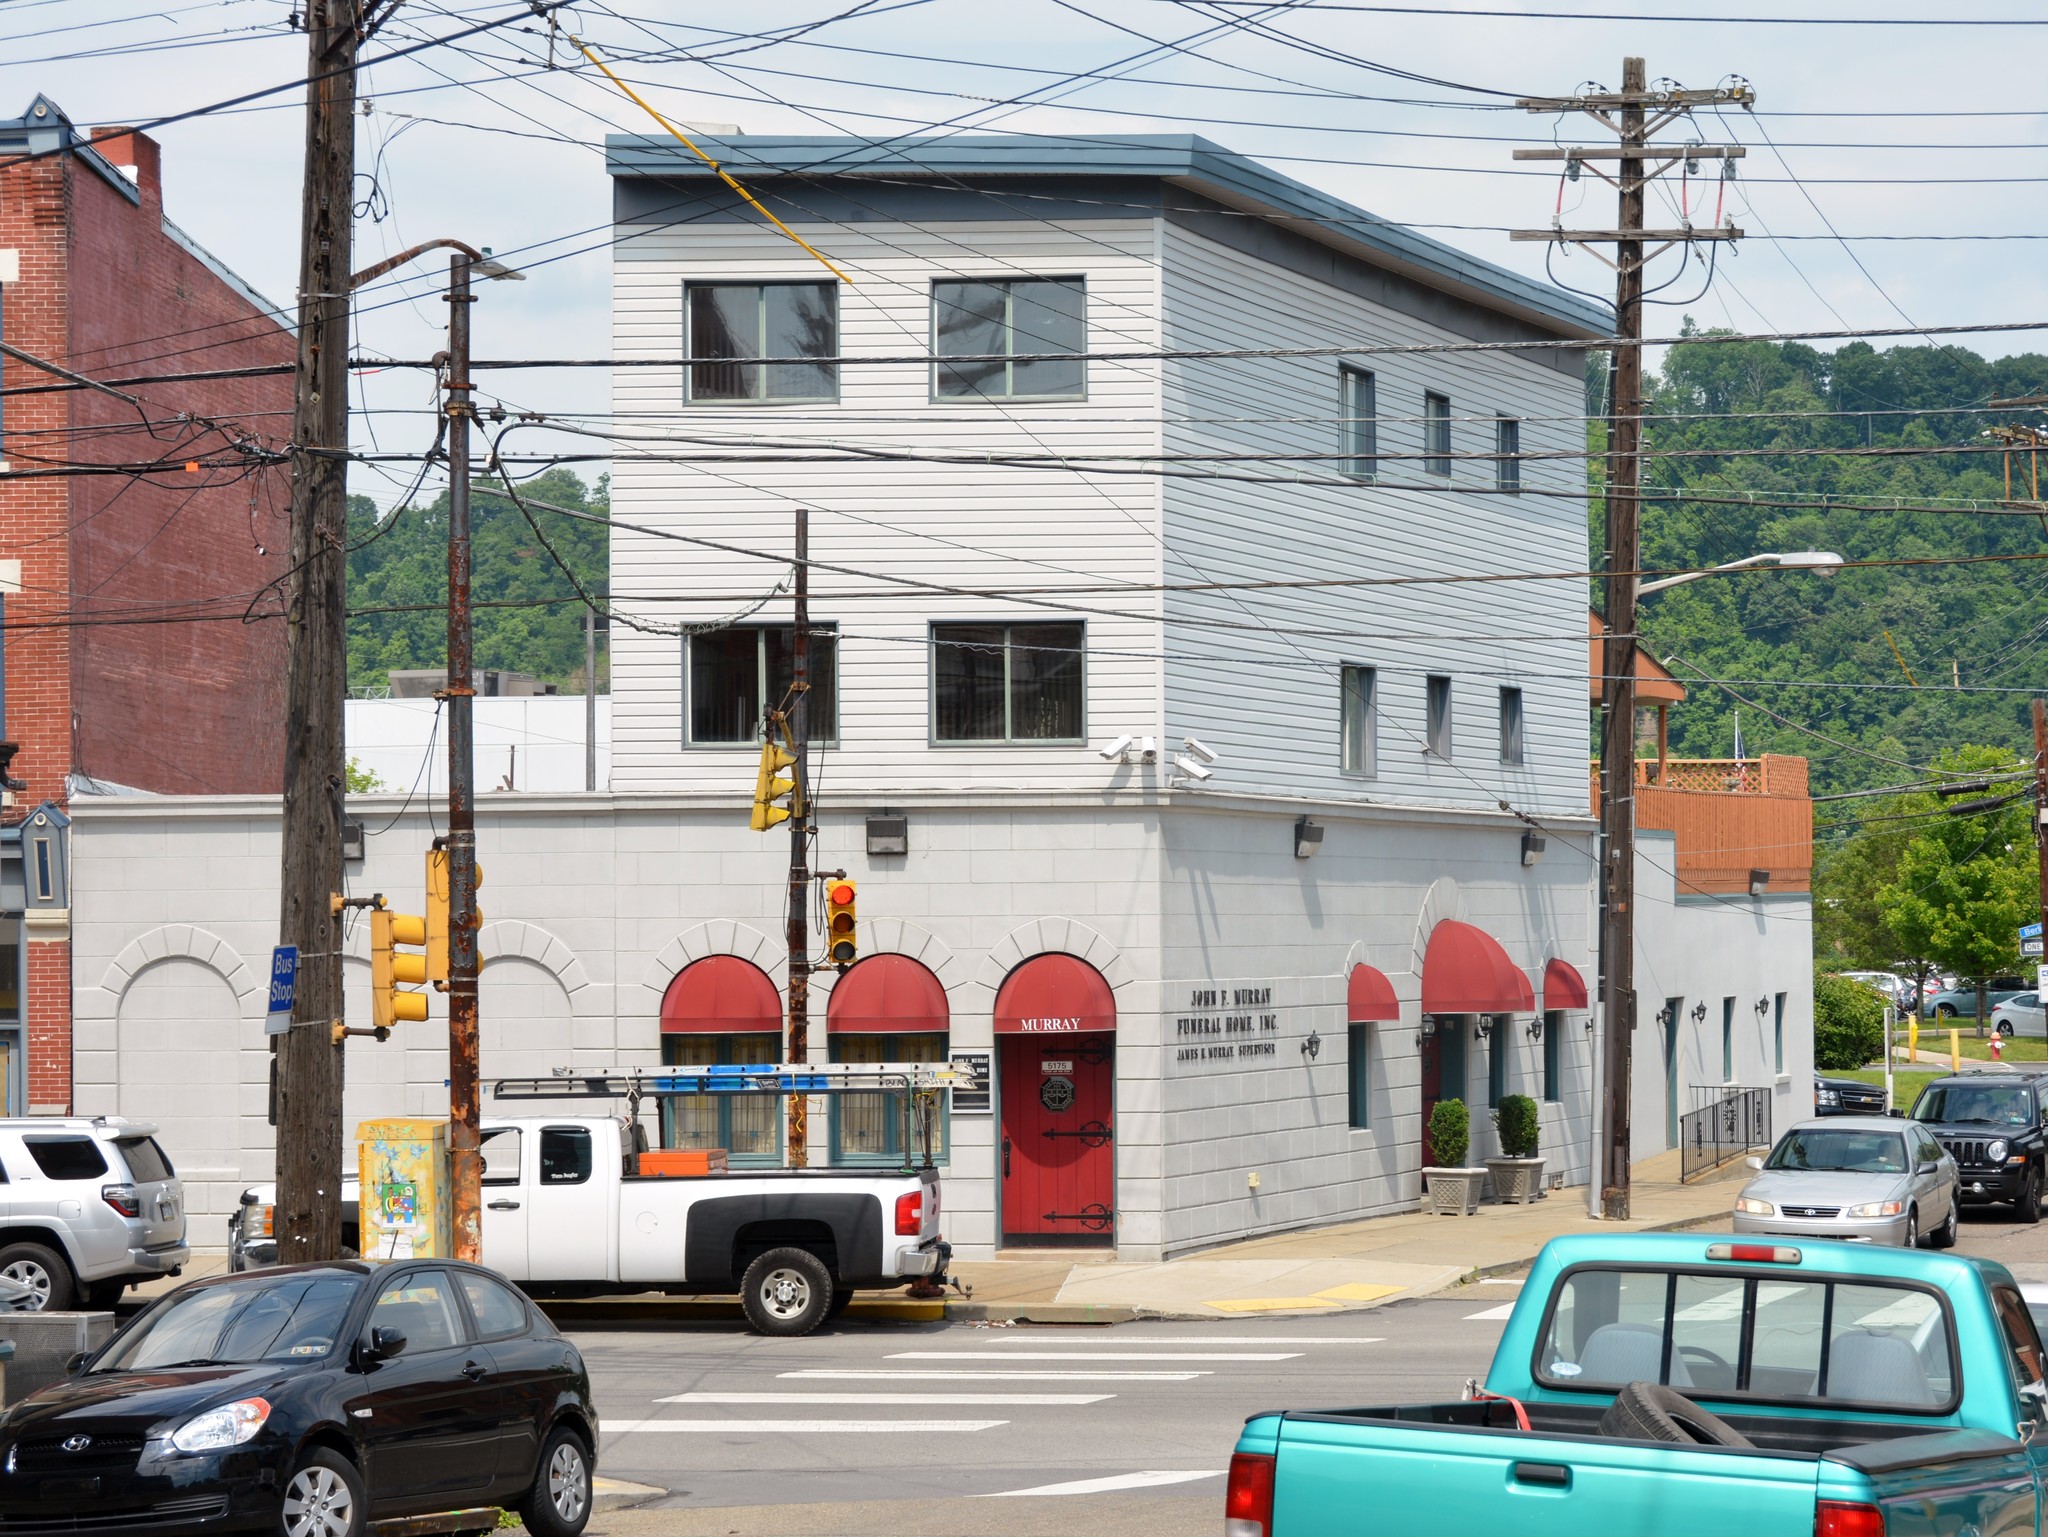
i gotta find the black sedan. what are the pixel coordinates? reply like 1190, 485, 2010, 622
0, 1259, 597, 1537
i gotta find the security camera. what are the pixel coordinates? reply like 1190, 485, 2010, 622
1137, 736, 1158, 763
1182, 736, 1219, 765
1096, 735, 1134, 762
1173, 755, 1213, 782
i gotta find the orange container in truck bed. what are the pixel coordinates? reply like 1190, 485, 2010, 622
636, 1149, 728, 1176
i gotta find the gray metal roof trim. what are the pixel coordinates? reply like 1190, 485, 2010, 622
605, 132, 1611, 340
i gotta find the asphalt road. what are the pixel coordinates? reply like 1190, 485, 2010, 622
572, 1290, 1513, 1536
1955, 1197, 2048, 1280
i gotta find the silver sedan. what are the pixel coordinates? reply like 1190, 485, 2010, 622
1733, 1116, 1960, 1248
1994, 993, 2046, 1038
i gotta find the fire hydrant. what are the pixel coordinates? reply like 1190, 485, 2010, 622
1992, 1034, 2005, 1062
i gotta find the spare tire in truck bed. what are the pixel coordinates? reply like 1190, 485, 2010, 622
1597, 1381, 1754, 1447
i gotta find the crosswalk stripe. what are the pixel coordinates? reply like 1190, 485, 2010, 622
979, 1470, 1227, 1498
610, 1419, 1006, 1434
1464, 1303, 1517, 1321
984, 1336, 1383, 1345
780, 1369, 1209, 1381
889, 1351, 1302, 1362
655, 1392, 1112, 1406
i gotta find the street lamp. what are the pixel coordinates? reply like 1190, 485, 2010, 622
1638, 550, 1844, 596
349, 237, 522, 1267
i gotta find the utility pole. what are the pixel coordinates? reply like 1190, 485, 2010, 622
444, 251, 482, 1263
2033, 700, 2048, 976
785, 509, 812, 1167
274, 0, 363, 1263
585, 608, 598, 793
1513, 60, 1750, 1220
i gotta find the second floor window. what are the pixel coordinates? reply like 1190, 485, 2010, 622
1340, 367, 1377, 480
1340, 664, 1377, 775
1424, 391, 1451, 476
932, 622, 1083, 742
933, 278, 1084, 400
1499, 686, 1524, 765
685, 625, 839, 744
1496, 416, 1522, 493
687, 281, 837, 402
1426, 674, 1453, 757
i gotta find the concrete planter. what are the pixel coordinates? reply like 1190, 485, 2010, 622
1424, 1168, 1485, 1216
1485, 1156, 1546, 1205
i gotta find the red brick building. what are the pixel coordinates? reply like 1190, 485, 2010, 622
0, 94, 292, 1112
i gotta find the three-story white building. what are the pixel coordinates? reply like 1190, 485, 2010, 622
66, 134, 1623, 1259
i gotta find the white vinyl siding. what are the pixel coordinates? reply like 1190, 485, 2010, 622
609, 217, 1162, 795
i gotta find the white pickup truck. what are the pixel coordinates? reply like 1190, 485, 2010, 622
241, 1113, 953, 1335
475, 1115, 951, 1333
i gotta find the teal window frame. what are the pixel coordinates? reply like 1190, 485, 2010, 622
1347, 1023, 1371, 1128
659, 1032, 783, 1169
1542, 1010, 1561, 1103
828, 1032, 952, 1168
1722, 997, 1735, 1081
1487, 1019, 1507, 1107
1774, 992, 1786, 1073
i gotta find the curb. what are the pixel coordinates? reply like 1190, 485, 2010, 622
594, 1478, 665, 1514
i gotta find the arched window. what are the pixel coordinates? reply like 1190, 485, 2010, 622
826, 954, 951, 1164
659, 956, 782, 1165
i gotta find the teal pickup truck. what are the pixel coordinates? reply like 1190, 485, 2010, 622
1228, 1234, 2048, 1537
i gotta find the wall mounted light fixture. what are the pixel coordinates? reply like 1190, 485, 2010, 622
1691, 1000, 1708, 1024
1521, 831, 1546, 867
1749, 868, 1771, 897
1301, 1030, 1322, 1060
1525, 1017, 1545, 1041
1294, 816, 1324, 858
1754, 996, 1771, 1018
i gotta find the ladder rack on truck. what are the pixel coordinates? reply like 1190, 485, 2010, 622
490, 1063, 973, 1170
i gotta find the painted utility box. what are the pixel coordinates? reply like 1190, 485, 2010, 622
358, 1118, 451, 1261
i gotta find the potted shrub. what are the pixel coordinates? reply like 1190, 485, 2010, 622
1424, 1098, 1483, 1216
1486, 1093, 1545, 1204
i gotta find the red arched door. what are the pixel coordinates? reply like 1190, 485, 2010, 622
995, 955, 1116, 1247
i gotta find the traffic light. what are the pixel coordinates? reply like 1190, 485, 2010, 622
371, 904, 430, 1028
751, 734, 800, 831
426, 848, 450, 985
825, 879, 857, 965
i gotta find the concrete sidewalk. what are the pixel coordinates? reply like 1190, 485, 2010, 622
545, 1149, 1748, 1327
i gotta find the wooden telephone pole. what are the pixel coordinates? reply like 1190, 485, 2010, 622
274, 0, 364, 1263
1512, 59, 1750, 1220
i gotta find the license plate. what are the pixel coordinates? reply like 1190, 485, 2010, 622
158, 1202, 177, 1222
41, 1479, 97, 1502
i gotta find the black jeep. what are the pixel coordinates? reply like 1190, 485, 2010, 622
1910, 1073, 2048, 1221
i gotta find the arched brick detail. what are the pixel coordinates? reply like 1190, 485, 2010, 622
810, 920, 965, 1009
83, 925, 260, 1022
640, 921, 782, 1014
478, 920, 600, 1017
968, 919, 1133, 1015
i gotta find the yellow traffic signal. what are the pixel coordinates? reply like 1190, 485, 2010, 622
751, 736, 800, 831
825, 879, 857, 965
371, 906, 430, 1028
426, 848, 450, 985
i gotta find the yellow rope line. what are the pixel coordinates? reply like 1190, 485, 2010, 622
1882, 629, 1921, 688
568, 35, 852, 285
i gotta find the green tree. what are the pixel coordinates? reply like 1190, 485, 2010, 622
1813, 970, 1886, 1071
344, 757, 386, 793
1879, 747, 2036, 1022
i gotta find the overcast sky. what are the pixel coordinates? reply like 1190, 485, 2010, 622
12, 0, 2047, 508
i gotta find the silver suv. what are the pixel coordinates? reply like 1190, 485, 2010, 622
0, 1118, 188, 1309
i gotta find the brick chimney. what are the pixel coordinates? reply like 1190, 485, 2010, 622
86, 125, 160, 211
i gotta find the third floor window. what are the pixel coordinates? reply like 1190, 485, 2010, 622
932, 622, 1084, 742
685, 625, 839, 744
933, 279, 1085, 401
1423, 392, 1452, 476
1340, 367, 1377, 481
686, 282, 837, 403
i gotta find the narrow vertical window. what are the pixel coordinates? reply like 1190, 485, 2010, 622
1340, 665, 1377, 776
1498, 686, 1524, 766
1487, 1020, 1507, 1107
1722, 997, 1735, 1081
1347, 1024, 1371, 1129
1542, 1011, 1561, 1102
1423, 391, 1451, 476
1340, 367, 1377, 480
1774, 992, 1786, 1074
1495, 416, 1521, 493
1425, 675, 1452, 758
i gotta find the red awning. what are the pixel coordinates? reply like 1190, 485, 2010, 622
1544, 958, 1589, 1011
826, 954, 950, 1034
1346, 965, 1400, 1023
994, 954, 1117, 1035
1421, 921, 1535, 1014
661, 955, 780, 1033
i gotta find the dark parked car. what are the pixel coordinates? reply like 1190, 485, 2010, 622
1911, 1073, 2048, 1222
1813, 1074, 1887, 1117
0, 1260, 595, 1537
